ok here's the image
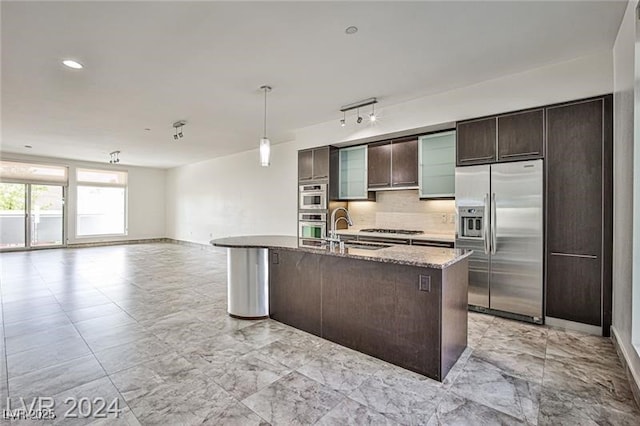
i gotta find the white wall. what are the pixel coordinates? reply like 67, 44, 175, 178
165, 141, 297, 244
0, 152, 166, 244
166, 51, 614, 245
612, 0, 640, 395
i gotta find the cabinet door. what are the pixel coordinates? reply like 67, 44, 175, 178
546, 254, 601, 326
419, 131, 456, 198
367, 142, 391, 188
339, 146, 368, 199
269, 250, 321, 336
298, 149, 314, 181
312, 147, 330, 180
456, 117, 497, 165
498, 109, 544, 161
391, 138, 419, 187
547, 99, 603, 256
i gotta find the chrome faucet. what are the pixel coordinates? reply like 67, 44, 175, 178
329, 207, 353, 241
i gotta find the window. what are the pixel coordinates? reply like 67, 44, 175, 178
76, 168, 127, 237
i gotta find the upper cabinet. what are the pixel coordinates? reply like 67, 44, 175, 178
391, 137, 419, 188
298, 147, 329, 181
338, 145, 369, 199
497, 109, 544, 162
456, 117, 496, 165
419, 130, 456, 198
456, 108, 544, 166
367, 142, 392, 188
367, 138, 418, 190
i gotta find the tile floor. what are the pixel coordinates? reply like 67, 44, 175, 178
0, 243, 638, 425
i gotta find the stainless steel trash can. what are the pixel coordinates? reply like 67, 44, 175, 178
226, 247, 269, 319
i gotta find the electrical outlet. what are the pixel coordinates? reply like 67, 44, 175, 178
419, 275, 431, 292
449, 213, 455, 223
441, 213, 447, 223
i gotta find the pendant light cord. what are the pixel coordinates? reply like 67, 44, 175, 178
263, 87, 268, 138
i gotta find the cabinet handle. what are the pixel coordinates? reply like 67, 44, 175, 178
550, 252, 598, 259
460, 155, 494, 162
501, 151, 540, 158
393, 181, 417, 185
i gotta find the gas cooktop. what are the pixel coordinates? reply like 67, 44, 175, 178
360, 228, 424, 235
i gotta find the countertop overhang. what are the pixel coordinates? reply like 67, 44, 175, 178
211, 235, 471, 269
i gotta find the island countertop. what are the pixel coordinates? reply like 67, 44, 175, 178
211, 235, 471, 269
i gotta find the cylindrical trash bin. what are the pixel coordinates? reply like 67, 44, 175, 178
226, 247, 269, 319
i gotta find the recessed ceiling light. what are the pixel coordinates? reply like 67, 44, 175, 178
345, 26, 358, 35
62, 59, 83, 69
24, 145, 32, 149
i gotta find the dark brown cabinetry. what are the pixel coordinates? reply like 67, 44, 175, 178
298, 147, 329, 181
545, 96, 612, 332
456, 117, 497, 165
269, 250, 322, 336
367, 138, 418, 188
367, 142, 392, 188
268, 249, 469, 381
457, 108, 544, 165
497, 109, 544, 161
392, 137, 419, 187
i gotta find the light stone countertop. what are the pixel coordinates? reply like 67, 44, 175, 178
211, 235, 471, 269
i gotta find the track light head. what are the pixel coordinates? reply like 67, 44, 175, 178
357, 116, 363, 124
173, 120, 187, 140
369, 113, 376, 122
340, 119, 346, 127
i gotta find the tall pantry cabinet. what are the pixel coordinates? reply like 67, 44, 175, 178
545, 95, 613, 336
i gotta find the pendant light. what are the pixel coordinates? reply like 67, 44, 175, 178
259, 85, 272, 167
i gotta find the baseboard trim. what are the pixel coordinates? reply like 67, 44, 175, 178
611, 326, 640, 410
68, 238, 171, 248
545, 316, 602, 336
165, 238, 220, 251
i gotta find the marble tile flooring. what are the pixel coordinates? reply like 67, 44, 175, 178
0, 243, 638, 425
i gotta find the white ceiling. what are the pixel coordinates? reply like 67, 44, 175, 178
1, 1, 626, 169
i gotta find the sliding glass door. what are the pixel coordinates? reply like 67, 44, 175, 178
0, 183, 27, 249
0, 183, 65, 250
30, 184, 64, 247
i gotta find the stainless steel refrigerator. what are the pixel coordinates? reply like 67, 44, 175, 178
455, 160, 543, 323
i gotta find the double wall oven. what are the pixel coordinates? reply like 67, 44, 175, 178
298, 184, 329, 247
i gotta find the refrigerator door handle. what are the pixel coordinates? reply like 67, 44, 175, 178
491, 192, 497, 254
483, 193, 490, 255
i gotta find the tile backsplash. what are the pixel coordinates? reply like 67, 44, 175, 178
346, 190, 455, 235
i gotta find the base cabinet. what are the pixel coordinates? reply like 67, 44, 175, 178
546, 254, 601, 326
269, 250, 321, 336
269, 249, 468, 381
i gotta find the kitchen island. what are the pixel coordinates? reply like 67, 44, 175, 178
211, 235, 471, 381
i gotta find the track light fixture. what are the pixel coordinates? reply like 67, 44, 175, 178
339, 97, 378, 126
173, 120, 186, 140
109, 151, 120, 164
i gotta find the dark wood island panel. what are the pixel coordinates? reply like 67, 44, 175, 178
269, 249, 469, 381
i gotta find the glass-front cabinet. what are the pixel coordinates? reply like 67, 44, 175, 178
339, 145, 368, 199
419, 130, 456, 198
